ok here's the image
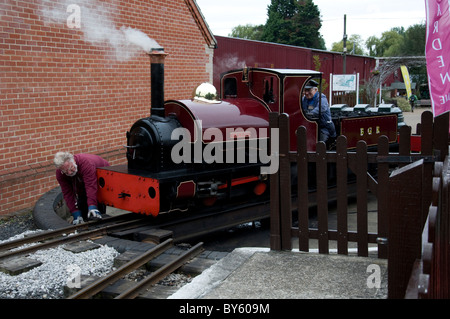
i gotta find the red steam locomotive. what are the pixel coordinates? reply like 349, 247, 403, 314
96, 49, 400, 216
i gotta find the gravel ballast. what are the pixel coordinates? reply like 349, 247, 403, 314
0, 212, 120, 299
0, 213, 38, 241
0, 212, 195, 299
0, 232, 120, 299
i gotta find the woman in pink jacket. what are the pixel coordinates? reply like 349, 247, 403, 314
54, 152, 109, 225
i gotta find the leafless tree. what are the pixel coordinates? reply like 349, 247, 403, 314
365, 56, 426, 106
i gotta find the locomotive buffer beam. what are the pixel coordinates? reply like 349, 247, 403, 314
118, 192, 131, 199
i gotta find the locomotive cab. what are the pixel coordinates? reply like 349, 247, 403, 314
220, 67, 400, 150
221, 67, 322, 151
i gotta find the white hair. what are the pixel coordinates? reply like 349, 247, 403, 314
54, 152, 74, 168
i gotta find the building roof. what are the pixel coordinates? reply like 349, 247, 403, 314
185, 0, 217, 49
387, 81, 417, 90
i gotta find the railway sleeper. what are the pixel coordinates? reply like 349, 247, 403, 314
0, 241, 102, 276
98, 278, 181, 299
110, 226, 174, 244
64, 272, 184, 299
114, 248, 219, 274
65, 247, 224, 299
0, 257, 42, 276
65, 274, 180, 299
63, 241, 101, 254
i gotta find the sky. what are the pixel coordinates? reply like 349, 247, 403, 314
195, 0, 426, 51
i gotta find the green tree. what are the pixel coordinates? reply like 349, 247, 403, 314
312, 55, 328, 93
266, 0, 298, 18
364, 24, 425, 57
366, 36, 381, 56
400, 23, 426, 56
331, 34, 365, 55
365, 24, 427, 98
379, 30, 404, 57
401, 24, 427, 97
260, 0, 326, 49
364, 29, 403, 57
229, 24, 265, 40
261, 0, 296, 44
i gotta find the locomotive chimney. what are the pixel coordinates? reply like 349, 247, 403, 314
148, 48, 168, 117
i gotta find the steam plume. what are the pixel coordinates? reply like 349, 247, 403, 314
40, 0, 162, 61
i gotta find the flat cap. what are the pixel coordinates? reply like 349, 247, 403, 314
304, 79, 319, 89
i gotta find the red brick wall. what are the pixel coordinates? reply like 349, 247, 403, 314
0, 0, 214, 216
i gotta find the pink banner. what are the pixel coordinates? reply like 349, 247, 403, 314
425, 0, 450, 120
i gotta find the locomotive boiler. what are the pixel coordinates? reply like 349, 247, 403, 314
96, 49, 400, 216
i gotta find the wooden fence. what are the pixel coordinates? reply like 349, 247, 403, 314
270, 111, 449, 259
331, 91, 369, 106
401, 157, 450, 299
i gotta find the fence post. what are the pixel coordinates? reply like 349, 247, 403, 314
336, 135, 349, 255
376, 136, 390, 259
433, 111, 449, 160
421, 111, 434, 226
297, 126, 309, 252
269, 112, 281, 250
388, 159, 425, 299
398, 125, 411, 168
279, 113, 292, 251
356, 140, 368, 257
316, 141, 329, 254
441, 159, 450, 298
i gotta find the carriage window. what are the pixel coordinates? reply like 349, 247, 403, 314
263, 77, 275, 104
224, 78, 237, 97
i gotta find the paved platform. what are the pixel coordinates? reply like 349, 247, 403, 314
170, 247, 388, 299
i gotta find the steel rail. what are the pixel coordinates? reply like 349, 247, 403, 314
0, 213, 137, 253
115, 242, 204, 299
0, 219, 147, 261
147, 200, 271, 243
68, 239, 174, 299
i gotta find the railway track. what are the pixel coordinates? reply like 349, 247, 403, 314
68, 239, 203, 299
0, 214, 146, 261
0, 216, 205, 299
0, 214, 202, 297
1, 186, 355, 299
0, 200, 271, 299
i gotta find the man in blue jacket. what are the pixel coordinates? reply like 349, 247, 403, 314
301, 79, 336, 145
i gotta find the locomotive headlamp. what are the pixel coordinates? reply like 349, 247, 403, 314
193, 83, 221, 104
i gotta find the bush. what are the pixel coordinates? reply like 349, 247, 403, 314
392, 97, 411, 112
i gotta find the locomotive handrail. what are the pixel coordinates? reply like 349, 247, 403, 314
287, 151, 440, 164
376, 154, 439, 163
